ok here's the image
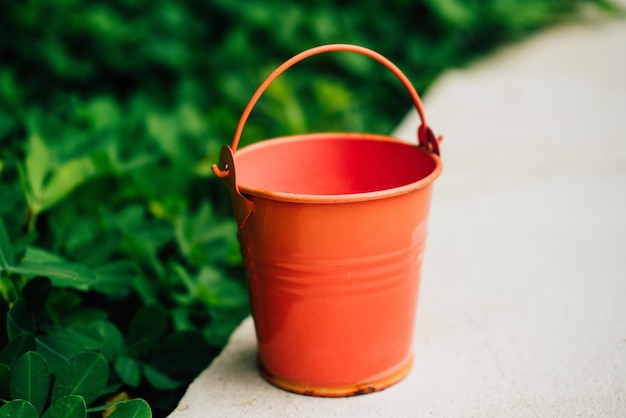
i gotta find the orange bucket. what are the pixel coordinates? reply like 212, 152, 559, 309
212, 44, 442, 397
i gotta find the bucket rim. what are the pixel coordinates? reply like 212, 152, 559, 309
234, 132, 443, 204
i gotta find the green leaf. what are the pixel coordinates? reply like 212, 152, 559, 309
91, 261, 137, 296
142, 365, 182, 390
131, 272, 158, 305
51, 351, 109, 405
424, 0, 473, 26
58, 308, 109, 328
10, 351, 51, 415
8, 261, 96, 290
40, 157, 97, 211
174, 203, 238, 267
39, 326, 103, 353
146, 113, 179, 158
114, 356, 141, 388
195, 267, 248, 309
90, 321, 123, 362
42, 395, 86, 418
7, 299, 35, 340
35, 334, 82, 375
108, 399, 152, 418
40, 320, 123, 359
0, 216, 14, 269
0, 399, 39, 418
24, 131, 49, 205
21, 247, 66, 264
83, 96, 120, 130
0, 333, 37, 368
0, 363, 10, 398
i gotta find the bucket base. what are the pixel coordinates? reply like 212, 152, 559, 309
258, 355, 414, 397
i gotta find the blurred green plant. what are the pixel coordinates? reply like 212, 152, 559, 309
0, 0, 617, 416
0, 221, 153, 417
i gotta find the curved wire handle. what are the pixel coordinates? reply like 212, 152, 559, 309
213, 43, 440, 178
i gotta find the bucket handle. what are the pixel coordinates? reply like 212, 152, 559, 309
217, 43, 439, 159
212, 44, 440, 227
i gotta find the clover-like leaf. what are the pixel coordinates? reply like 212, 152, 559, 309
11, 247, 97, 290
10, 351, 51, 415
142, 365, 182, 391
196, 267, 248, 309
0, 399, 39, 418
90, 320, 123, 362
24, 131, 49, 206
114, 356, 141, 388
107, 399, 152, 418
8, 262, 96, 290
36, 333, 83, 375
42, 395, 86, 418
91, 261, 137, 296
51, 352, 109, 406
40, 157, 97, 211
0, 333, 37, 368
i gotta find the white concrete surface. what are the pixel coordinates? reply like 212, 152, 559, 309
171, 14, 626, 418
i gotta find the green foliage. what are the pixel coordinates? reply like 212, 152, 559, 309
0, 0, 615, 416
0, 400, 39, 418
107, 399, 152, 418
51, 352, 108, 405
42, 396, 86, 418
0, 349, 151, 418
10, 352, 50, 415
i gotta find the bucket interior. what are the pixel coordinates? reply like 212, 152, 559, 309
235, 135, 438, 196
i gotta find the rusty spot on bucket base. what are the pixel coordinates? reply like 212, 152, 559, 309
257, 355, 414, 398
351, 386, 377, 396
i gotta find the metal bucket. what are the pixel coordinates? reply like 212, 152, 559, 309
212, 44, 442, 397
